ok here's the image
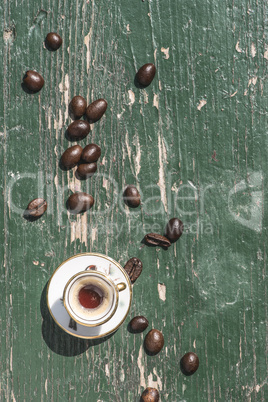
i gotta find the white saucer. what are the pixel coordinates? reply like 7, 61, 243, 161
46, 253, 132, 339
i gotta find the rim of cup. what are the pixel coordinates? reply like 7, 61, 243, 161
63, 271, 119, 327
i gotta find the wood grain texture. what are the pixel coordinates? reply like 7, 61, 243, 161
0, 0, 267, 400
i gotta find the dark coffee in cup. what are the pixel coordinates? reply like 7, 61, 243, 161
78, 284, 103, 309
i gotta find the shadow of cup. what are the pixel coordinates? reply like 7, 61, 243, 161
40, 282, 114, 356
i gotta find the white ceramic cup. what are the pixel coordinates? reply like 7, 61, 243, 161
63, 271, 126, 327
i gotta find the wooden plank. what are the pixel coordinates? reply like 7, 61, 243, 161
0, 0, 267, 400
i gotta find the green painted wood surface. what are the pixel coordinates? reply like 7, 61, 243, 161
0, 0, 267, 400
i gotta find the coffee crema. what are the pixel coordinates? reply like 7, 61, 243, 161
69, 277, 113, 320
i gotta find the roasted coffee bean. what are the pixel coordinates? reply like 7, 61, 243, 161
144, 233, 171, 248
76, 163, 97, 179
60, 145, 83, 170
124, 257, 143, 283
141, 387, 159, 402
23, 70, 44, 92
67, 192, 94, 214
26, 198, 47, 218
45, 32, 62, 50
69, 96, 87, 119
144, 329, 164, 355
136, 63, 156, 86
180, 352, 199, 376
123, 185, 140, 208
165, 217, 184, 243
81, 144, 101, 163
85, 99, 107, 123
67, 120, 90, 141
129, 316, 148, 333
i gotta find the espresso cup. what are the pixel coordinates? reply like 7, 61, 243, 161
63, 271, 126, 327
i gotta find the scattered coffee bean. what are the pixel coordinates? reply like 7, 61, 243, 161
180, 352, 199, 376
165, 217, 184, 243
67, 192, 94, 214
69, 96, 87, 119
76, 163, 97, 179
45, 32, 62, 50
123, 185, 140, 208
67, 120, 90, 141
81, 144, 101, 163
141, 387, 159, 402
129, 316, 148, 333
85, 99, 107, 123
26, 198, 47, 218
23, 70, 44, 92
60, 145, 83, 170
144, 233, 171, 248
144, 329, 164, 355
136, 63, 156, 86
124, 257, 143, 283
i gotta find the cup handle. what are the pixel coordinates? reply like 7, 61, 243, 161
117, 282, 126, 292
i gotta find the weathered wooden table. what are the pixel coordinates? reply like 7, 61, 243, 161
1, 0, 267, 400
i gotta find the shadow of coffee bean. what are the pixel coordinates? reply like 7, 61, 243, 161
74, 169, 86, 181
23, 209, 43, 222
68, 103, 80, 121
21, 82, 37, 95
141, 236, 170, 250
59, 158, 74, 171
127, 321, 136, 334
134, 74, 147, 89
